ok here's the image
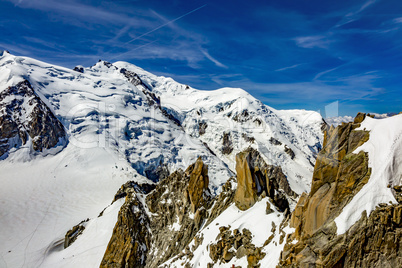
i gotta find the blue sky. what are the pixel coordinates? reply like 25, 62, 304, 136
1, 0, 402, 116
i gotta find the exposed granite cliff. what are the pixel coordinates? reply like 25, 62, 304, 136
279, 113, 402, 267
234, 147, 296, 212
290, 118, 370, 238
145, 157, 212, 267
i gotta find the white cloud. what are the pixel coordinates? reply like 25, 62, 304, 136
6, 0, 149, 26
275, 63, 303, 72
294, 35, 332, 49
225, 71, 384, 105
313, 66, 340, 80
393, 17, 402, 24
335, 0, 377, 28
200, 49, 228, 68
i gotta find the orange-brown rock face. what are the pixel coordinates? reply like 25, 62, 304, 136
294, 117, 371, 238
187, 157, 209, 213
234, 151, 258, 211
233, 147, 295, 212
278, 113, 402, 267
282, 204, 402, 267
100, 189, 151, 268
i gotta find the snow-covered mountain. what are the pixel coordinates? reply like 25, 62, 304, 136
2, 50, 400, 268
0, 51, 323, 267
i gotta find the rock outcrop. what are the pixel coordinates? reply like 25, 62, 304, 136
222, 132, 233, 154
242, 133, 255, 143
209, 226, 266, 267
64, 219, 89, 248
284, 145, 295, 160
281, 204, 402, 267
269, 137, 282, 146
279, 113, 402, 267
205, 177, 237, 226
144, 157, 212, 267
112, 181, 156, 203
234, 150, 258, 210
0, 80, 66, 157
234, 147, 296, 212
187, 157, 210, 213
98, 146, 310, 267
100, 188, 151, 268
199, 122, 208, 135
101, 157, 213, 268
120, 67, 182, 127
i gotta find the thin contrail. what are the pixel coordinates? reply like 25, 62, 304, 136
104, 4, 207, 60
122, 4, 206, 46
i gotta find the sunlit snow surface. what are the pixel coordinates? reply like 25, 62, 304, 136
0, 52, 323, 267
335, 115, 402, 234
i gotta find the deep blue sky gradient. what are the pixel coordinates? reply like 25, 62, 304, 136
1, 0, 402, 116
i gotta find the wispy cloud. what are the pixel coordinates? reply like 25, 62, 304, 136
294, 35, 333, 49
275, 63, 304, 72
95, 4, 209, 67
200, 49, 228, 68
393, 17, 402, 24
220, 71, 384, 107
2, 0, 398, 115
5, 0, 149, 26
314, 66, 341, 80
5, 0, 213, 69
334, 0, 377, 28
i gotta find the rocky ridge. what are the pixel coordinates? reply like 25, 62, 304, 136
100, 187, 151, 268
94, 146, 297, 268
61, 148, 296, 267
99, 157, 214, 267
279, 113, 402, 267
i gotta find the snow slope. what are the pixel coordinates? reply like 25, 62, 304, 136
0, 142, 136, 268
335, 114, 402, 234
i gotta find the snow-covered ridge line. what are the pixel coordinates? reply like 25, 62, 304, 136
0, 52, 233, 190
